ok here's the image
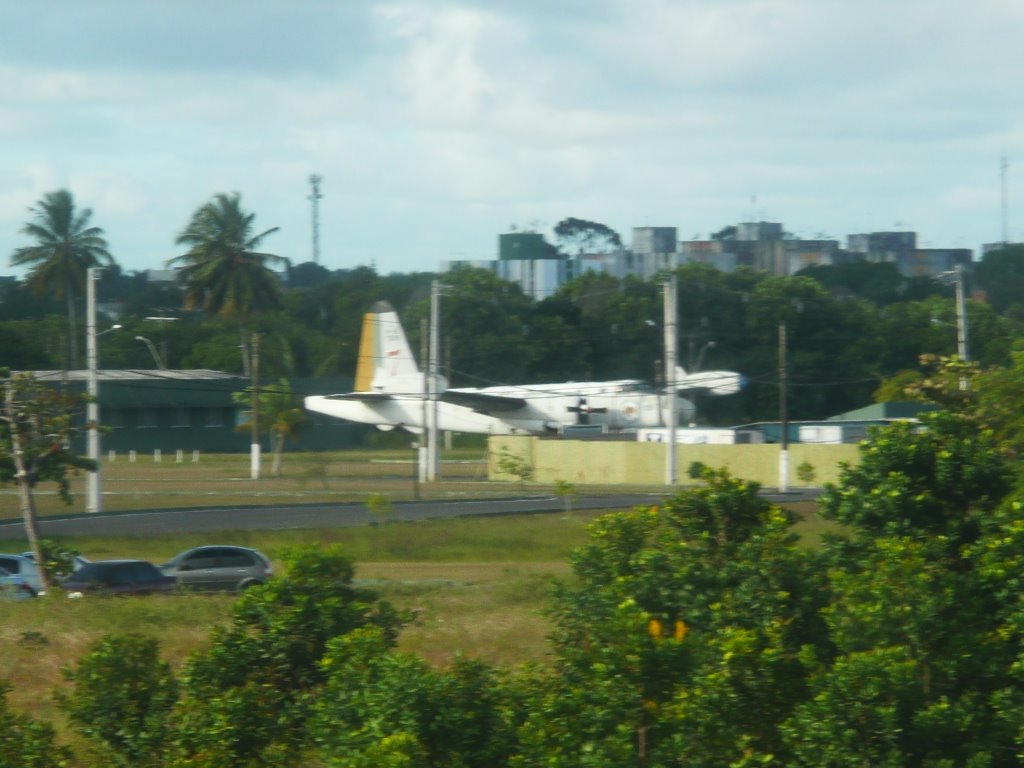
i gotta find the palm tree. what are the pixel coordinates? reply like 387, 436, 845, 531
169, 192, 288, 376
10, 190, 114, 369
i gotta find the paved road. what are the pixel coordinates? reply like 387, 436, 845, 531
0, 489, 820, 540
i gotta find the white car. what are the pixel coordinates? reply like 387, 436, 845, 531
0, 553, 91, 594
0, 564, 36, 600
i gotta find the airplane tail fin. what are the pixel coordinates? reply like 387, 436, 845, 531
354, 301, 423, 393
673, 365, 745, 396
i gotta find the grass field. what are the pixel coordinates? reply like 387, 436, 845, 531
0, 448, 506, 519
0, 450, 834, 741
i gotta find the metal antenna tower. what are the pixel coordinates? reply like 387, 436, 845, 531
1001, 155, 1009, 246
308, 174, 323, 264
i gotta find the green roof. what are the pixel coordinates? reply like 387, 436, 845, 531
828, 401, 938, 421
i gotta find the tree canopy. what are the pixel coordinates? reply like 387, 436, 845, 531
553, 217, 622, 254
168, 192, 287, 376
9, 189, 114, 369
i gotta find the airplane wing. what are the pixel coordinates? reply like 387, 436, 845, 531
441, 390, 527, 413
321, 392, 393, 402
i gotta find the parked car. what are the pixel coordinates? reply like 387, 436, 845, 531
161, 545, 273, 592
61, 560, 177, 597
0, 565, 36, 601
0, 552, 91, 593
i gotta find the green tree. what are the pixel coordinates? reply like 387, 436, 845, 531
169, 192, 287, 376
975, 347, 1024, 460
233, 378, 304, 475
783, 412, 1015, 765
0, 681, 72, 768
515, 468, 827, 765
167, 545, 402, 767
747, 275, 882, 420
975, 243, 1024, 315
311, 628, 517, 767
553, 217, 622, 254
409, 268, 533, 387
58, 634, 178, 767
9, 189, 114, 369
0, 373, 94, 592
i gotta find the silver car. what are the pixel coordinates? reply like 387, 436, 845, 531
0, 565, 36, 600
0, 553, 90, 594
160, 546, 273, 592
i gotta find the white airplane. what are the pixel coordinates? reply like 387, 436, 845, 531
304, 301, 743, 435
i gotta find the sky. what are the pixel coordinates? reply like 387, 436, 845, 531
2, 0, 1023, 278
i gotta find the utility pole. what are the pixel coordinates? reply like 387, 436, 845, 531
86, 268, 101, 513
663, 275, 678, 485
954, 263, 970, 391
250, 333, 261, 480
427, 280, 441, 482
419, 317, 429, 484
309, 174, 323, 264
778, 320, 789, 493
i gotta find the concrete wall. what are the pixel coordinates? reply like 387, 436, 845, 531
489, 436, 861, 487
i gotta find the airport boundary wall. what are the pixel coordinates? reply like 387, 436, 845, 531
488, 435, 862, 488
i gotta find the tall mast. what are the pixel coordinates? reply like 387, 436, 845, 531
308, 174, 323, 264
1001, 155, 1009, 246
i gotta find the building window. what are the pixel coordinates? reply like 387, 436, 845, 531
138, 409, 158, 429
105, 409, 125, 429
204, 407, 226, 427
173, 407, 190, 428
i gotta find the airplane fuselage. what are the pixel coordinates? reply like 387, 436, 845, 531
306, 380, 696, 435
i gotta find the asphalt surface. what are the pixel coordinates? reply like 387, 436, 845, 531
0, 489, 820, 540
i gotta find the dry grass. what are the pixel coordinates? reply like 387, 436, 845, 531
357, 561, 571, 667
0, 449, 645, 518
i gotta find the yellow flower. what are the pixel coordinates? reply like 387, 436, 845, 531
674, 620, 688, 642
648, 618, 663, 640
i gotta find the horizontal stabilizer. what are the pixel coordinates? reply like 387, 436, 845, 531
441, 389, 527, 413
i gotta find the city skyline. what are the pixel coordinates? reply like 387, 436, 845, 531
1, 1, 1022, 278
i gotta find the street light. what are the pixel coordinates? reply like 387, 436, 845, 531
135, 336, 165, 369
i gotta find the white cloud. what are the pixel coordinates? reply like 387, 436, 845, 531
1, 0, 1023, 277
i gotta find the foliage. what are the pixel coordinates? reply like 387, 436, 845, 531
785, 411, 1017, 765
0, 681, 72, 768
411, 267, 534, 388
0, 372, 95, 591
795, 460, 816, 484
517, 466, 827, 765
34, 539, 83, 583
232, 378, 305, 475
796, 260, 942, 305
496, 448, 533, 486
873, 368, 923, 402
9, 189, 114, 369
0, 374, 94, 497
553, 479, 578, 513
5, 245, 1024, 423
58, 634, 178, 767
974, 347, 1024, 460
975, 243, 1024, 315
553, 217, 622, 254
166, 545, 402, 767
366, 492, 395, 523
168, 192, 287, 376
311, 628, 518, 767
